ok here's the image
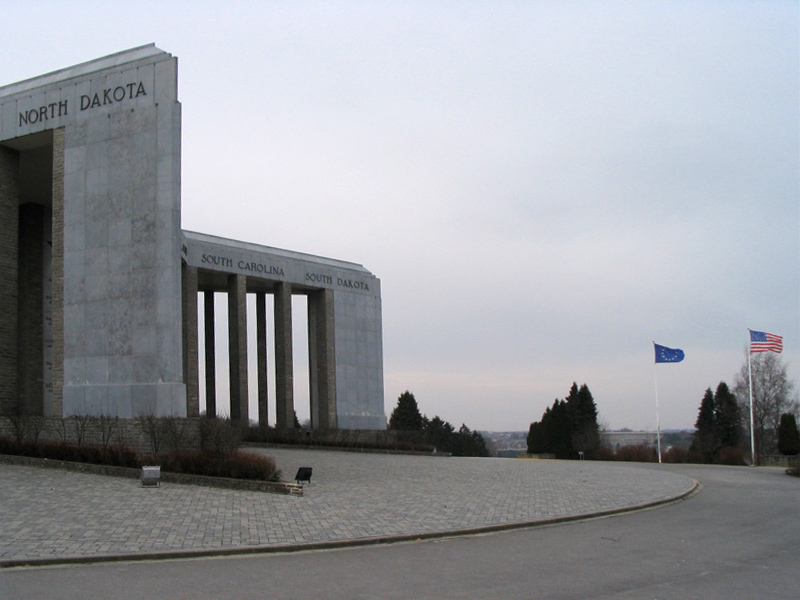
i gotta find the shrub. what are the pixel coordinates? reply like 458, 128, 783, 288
593, 447, 615, 461
243, 425, 437, 453
0, 437, 140, 467
158, 450, 281, 481
0, 436, 279, 481
615, 444, 658, 463
199, 417, 243, 456
661, 447, 703, 464
777, 413, 800, 456
714, 446, 747, 466
663, 447, 689, 463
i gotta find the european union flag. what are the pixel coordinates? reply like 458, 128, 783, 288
654, 343, 684, 363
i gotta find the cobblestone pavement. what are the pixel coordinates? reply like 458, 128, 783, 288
0, 448, 695, 566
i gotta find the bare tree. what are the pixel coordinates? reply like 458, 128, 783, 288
7, 413, 29, 444
97, 414, 119, 450
28, 416, 47, 444
53, 418, 69, 443
71, 414, 91, 447
137, 414, 163, 457
733, 353, 798, 462
161, 416, 190, 453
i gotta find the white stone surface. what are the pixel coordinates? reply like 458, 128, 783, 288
1, 45, 187, 417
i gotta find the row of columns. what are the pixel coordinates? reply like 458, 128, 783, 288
182, 265, 336, 429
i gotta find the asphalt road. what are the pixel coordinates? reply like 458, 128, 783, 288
2, 464, 797, 600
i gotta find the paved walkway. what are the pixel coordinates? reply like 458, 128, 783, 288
0, 448, 696, 567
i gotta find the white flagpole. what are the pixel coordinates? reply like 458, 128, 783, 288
653, 345, 662, 464
747, 330, 756, 466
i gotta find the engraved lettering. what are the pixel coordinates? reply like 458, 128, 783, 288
200, 253, 233, 268
78, 81, 148, 112
237, 260, 285, 276
336, 277, 370, 291
305, 272, 333, 285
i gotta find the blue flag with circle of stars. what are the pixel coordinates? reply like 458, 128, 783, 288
654, 343, 684, 363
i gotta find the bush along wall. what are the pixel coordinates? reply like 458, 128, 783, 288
0, 415, 281, 482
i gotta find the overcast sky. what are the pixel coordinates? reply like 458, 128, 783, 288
4, 1, 798, 431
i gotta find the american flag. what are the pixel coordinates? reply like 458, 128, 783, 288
750, 330, 782, 353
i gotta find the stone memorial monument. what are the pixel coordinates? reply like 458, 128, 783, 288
0, 44, 385, 431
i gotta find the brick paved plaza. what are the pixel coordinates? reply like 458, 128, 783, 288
0, 448, 696, 566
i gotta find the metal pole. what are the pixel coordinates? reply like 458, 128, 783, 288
654, 359, 662, 464
748, 331, 756, 466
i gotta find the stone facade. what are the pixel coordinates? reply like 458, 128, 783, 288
1, 45, 186, 418
0, 45, 386, 431
182, 231, 385, 430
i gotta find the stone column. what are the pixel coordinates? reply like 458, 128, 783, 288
181, 263, 199, 416
50, 128, 64, 417
0, 147, 19, 417
308, 289, 337, 429
227, 274, 248, 423
203, 290, 216, 417
274, 281, 294, 429
256, 291, 268, 427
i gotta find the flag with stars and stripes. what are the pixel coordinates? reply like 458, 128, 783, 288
749, 330, 782, 353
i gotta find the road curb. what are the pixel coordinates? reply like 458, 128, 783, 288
1, 478, 700, 569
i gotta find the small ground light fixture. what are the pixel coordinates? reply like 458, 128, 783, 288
141, 465, 161, 487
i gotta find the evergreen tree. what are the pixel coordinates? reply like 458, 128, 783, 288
424, 415, 455, 452
691, 388, 718, 462
388, 391, 424, 431
419, 417, 489, 456
468, 428, 491, 457
527, 383, 601, 459
387, 393, 488, 456
527, 420, 545, 454
544, 399, 573, 459
451, 424, 491, 457
535, 403, 556, 453
777, 413, 800, 456
713, 382, 741, 450
567, 383, 601, 457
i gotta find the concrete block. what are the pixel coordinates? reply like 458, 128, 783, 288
131, 384, 157, 416
131, 326, 156, 356
64, 146, 87, 175
108, 355, 133, 383
133, 354, 159, 382
63, 358, 87, 385
61, 385, 86, 415
65, 120, 88, 147
85, 327, 108, 357
63, 170, 86, 208
85, 356, 109, 384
